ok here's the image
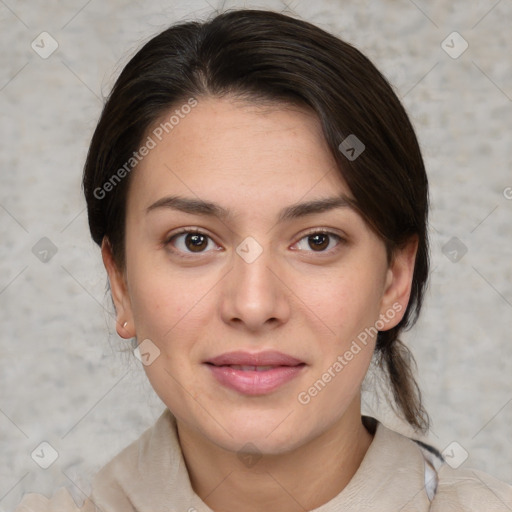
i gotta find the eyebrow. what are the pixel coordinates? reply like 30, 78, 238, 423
146, 194, 355, 222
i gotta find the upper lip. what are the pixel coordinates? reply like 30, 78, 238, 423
205, 350, 305, 367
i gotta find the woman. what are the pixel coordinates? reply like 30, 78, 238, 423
16, 8, 512, 511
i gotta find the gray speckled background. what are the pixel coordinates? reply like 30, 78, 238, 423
1, 0, 511, 509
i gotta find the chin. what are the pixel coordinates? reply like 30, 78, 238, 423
216, 429, 306, 457
200, 408, 312, 455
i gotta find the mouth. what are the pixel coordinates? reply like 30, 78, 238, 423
205, 350, 305, 367
204, 351, 306, 395
209, 364, 299, 371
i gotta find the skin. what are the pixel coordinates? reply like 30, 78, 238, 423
102, 96, 418, 512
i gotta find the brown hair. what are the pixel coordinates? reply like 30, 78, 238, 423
83, 9, 430, 432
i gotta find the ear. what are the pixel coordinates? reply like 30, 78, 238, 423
101, 238, 136, 339
379, 236, 419, 330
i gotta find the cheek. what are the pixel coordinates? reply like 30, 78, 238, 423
128, 270, 175, 333
297, 266, 384, 344
125, 251, 219, 347
295, 271, 381, 412
126, 263, 212, 404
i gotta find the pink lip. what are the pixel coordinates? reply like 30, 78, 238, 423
204, 350, 306, 395
206, 350, 304, 367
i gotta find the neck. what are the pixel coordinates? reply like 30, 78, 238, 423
176, 397, 374, 512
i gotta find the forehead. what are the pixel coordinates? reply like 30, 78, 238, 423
127, 96, 350, 216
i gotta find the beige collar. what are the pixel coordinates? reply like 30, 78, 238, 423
91, 408, 432, 511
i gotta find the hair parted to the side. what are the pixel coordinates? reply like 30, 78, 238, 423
82, 9, 430, 432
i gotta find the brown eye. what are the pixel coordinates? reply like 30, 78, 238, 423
185, 233, 208, 252
294, 231, 343, 253
168, 230, 217, 255
308, 233, 329, 251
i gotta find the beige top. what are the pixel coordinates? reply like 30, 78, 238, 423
15, 408, 512, 511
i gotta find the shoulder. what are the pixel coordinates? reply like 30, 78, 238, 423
13, 431, 145, 512
430, 463, 512, 510
14, 488, 98, 512
406, 429, 512, 510
382, 420, 512, 510
14, 409, 175, 512
14, 452, 139, 512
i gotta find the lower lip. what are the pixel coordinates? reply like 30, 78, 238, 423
205, 364, 305, 395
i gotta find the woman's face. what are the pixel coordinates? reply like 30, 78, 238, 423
104, 96, 415, 454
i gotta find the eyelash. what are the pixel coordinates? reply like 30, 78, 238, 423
164, 228, 345, 258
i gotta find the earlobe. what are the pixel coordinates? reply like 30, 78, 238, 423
101, 238, 135, 339
379, 236, 418, 329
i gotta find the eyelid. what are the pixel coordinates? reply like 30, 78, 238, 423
298, 227, 347, 239
164, 227, 210, 243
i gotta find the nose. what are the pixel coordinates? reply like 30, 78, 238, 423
220, 241, 291, 333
